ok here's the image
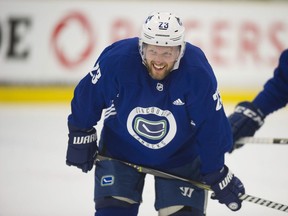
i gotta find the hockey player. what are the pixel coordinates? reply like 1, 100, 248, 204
229, 49, 288, 152
66, 11, 245, 216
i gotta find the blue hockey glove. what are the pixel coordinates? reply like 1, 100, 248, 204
66, 125, 98, 173
203, 166, 245, 211
228, 101, 265, 152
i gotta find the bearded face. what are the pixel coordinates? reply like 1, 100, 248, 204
143, 44, 180, 80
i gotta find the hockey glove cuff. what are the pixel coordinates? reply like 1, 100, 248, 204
228, 101, 265, 152
203, 166, 245, 211
66, 126, 98, 173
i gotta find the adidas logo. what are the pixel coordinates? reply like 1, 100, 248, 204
173, 98, 185, 105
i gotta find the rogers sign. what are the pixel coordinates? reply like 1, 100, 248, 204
1, 10, 287, 71
51, 11, 287, 69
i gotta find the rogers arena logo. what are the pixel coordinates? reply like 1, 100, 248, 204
127, 107, 177, 149
51, 11, 95, 68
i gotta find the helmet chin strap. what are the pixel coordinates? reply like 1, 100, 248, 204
172, 43, 186, 71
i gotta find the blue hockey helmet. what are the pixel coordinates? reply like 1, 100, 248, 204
139, 11, 186, 70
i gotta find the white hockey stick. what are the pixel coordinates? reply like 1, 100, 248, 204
96, 155, 288, 213
236, 137, 288, 145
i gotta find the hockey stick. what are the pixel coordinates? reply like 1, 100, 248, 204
95, 155, 288, 213
236, 137, 288, 145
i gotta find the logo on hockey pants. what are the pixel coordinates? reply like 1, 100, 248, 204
101, 175, 114, 186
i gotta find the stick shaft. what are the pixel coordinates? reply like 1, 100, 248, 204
240, 194, 288, 212
95, 155, 288, 213
236, 137, 288, 145
95, 155, 210, 190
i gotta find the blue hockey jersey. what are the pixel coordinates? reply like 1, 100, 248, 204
68, 37, 232, 174
253, 49, 288, 116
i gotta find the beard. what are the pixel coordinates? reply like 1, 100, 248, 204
145, 61, 175, 80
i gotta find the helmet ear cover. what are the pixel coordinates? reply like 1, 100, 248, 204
139, 11, 186, 70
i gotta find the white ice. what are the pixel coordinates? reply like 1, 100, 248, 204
0, 103, 287, 216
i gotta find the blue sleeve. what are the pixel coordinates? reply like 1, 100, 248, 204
68, 47, 118, 129
194, 86, 232, 174
185, 58, 232, 174
253, 49, 288, 116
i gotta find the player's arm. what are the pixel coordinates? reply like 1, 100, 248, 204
228, 49, 288, 152
66, 54, 117, 172
253, 49, 288, 115
66, 70, 103, 173
187, 71, 245, 211
199, 90, 245, 211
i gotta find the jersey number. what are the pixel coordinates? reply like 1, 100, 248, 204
213, 89, 223, 111
90, 63, 101, 84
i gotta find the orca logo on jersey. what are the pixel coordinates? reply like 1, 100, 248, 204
127, 107, 177, 149
134, 117, 167, 140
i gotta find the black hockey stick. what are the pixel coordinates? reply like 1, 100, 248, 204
236, 137, 288, 145
96, 155, 288, 213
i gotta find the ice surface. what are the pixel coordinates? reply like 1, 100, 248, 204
0, 104, 287, 216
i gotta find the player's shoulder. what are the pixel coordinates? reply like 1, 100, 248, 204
180, 42, 215, 78
181, 43, 213, 74
97, 37, 141, 70
175, 43, 217, 94
183, 43, 207, 61
277, 49, 288, 78
101, 37, 139, 57
279, 49, 288, 63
